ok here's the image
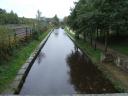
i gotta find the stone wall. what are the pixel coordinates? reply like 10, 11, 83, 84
101, 52, 128, 72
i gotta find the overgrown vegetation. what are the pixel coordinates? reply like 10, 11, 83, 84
0, 26, 14, 62
0, 9, 52, 64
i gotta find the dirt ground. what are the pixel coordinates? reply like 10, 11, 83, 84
97, 62, 128, 92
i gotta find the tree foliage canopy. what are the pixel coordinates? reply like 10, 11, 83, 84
67, 0, 128, 35
67, 0, 128, 52
0, 8, 19, 24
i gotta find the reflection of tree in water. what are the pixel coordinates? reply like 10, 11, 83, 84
37, 52, 46, 64
54, 32, 58, 36
54, 30, 59, 37
66, 49, 118, 94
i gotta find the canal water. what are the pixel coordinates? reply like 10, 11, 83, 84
20, 28, 118, 95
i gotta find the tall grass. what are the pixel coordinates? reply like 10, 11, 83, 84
0, 26, 13, 46
0, 26, 14, 62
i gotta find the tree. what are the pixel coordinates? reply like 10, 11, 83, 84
67, 0, 128, 52
0, 9, 19, 24
52, 14, 60, 27
36, 10, 42, 32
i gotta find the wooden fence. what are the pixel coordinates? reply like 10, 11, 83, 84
14, 27, 32, 42
0, 27, 33, 61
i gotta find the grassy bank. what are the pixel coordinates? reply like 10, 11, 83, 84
111, 44, 128, 56
65, 27, 128, 92
0, 31, 49, 93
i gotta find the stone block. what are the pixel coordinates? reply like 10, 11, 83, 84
14, 75, 23, 81
21, 63, 29, 69
11, 80, 20, 90
17, 69, 26, 75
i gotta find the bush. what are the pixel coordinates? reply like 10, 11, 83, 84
0, 26, 14, 62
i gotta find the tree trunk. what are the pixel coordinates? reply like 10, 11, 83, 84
116, 29, 119, 37
90, 28, 93, 45
96, 28, 99, 40
94, 29, 98, 50
75, 33, 79, 39
83, 32, 86, 41
105, 30, 109, 53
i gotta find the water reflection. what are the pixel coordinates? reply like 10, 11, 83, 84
54, 29, 59, 37
66, 49, 118, 94
54, 32, 59, 37
37, 52, 46, 64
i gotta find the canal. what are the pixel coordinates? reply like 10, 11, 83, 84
20, 28, 118, 95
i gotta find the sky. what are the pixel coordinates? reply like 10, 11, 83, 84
0, 0, 78, 19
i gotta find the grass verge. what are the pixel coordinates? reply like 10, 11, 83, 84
0, 31, 49, 93
111, 44, 128, 56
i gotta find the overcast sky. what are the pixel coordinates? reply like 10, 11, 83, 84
0, 0, 78, 18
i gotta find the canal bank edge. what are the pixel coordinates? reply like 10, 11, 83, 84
2, 29, 53, 95
65, 28, 128, 92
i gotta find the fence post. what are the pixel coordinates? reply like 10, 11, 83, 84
25, 27, 28, 41
1, 39, 4, 58
8, 35, 11, 48
14, 32, 17, 47
0, 43, 1, 59
30, 28, 32, 38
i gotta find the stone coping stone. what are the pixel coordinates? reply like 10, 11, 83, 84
17, 69, 26, 75
11, 80, 21, 90
21, 63, 29, 69
14, 75, 23, 81
0, 93, 128, 96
